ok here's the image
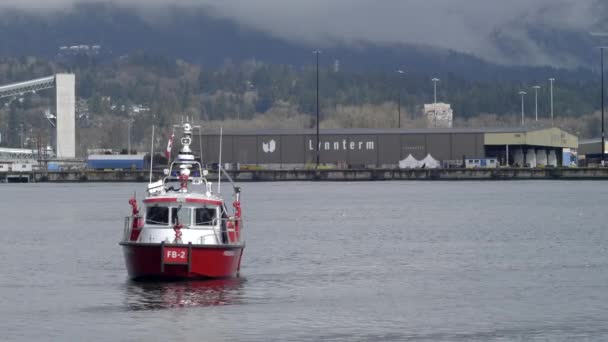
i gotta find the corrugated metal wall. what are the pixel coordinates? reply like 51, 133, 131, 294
194, 132, 485, 166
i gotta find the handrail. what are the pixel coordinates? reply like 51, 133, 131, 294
210, 217, 221, 245
122, 216, 243, 245
123, 216, 132, 242
156, 159, 209, 194
220, 165, 241, 196
222, 216, 243, 245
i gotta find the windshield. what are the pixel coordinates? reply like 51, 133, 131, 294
195, 206, 217, 226
171, 206, 192, 226
146, 206, 169, 225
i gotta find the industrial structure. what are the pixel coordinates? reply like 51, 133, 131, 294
0, 74, 76, 159
424, 103, 454, 128
193, 127, 577, 168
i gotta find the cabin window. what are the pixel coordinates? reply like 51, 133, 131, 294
171, 207, 192, 226
146, 206, 169, 225
195, 207, 217, 226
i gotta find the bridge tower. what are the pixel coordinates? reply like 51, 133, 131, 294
55, 74, 75, 158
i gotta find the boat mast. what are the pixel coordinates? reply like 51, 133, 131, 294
197, 125, 203, 164
149, 125, 155, 184
218, 126, 223, 194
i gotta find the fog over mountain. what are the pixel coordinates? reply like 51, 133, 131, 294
0, 0, 605, 68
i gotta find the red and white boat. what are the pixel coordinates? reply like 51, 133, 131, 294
120, 123, 244, 280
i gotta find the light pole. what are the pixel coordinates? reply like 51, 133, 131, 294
590, 33, 608, 164
519, 91, 527, 126
601, 48, 606, 165
432, 78, 440, 103
127, 119, 132, 155
532, 85, 541, 121
549, 78, 555, 125
313, 50, 321, 167
396, 69, 405, 128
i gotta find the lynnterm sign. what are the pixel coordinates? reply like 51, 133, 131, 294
308, 139, 375, 151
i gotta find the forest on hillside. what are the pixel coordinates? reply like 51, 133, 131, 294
0, 54, 603, 155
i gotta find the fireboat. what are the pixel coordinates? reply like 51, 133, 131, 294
119, 123, 244, 280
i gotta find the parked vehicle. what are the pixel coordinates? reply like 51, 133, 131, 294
465, 158, 498, 169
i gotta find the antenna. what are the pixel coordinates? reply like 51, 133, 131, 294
149, 125, 155, 184
197, 126, 203, 164
218, 126, 223, 194
167, 126, 175, 169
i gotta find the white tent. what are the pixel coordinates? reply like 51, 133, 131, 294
420, 153, 441, 169
398, 154, 421, 169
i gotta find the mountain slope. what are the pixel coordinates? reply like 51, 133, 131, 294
0, 3, 597, 82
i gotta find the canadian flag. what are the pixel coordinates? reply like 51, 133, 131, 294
165, 132, 174, 159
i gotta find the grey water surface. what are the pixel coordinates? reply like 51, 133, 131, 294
1, 181, 607, 341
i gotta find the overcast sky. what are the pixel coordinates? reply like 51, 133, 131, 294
0, 0, 600, 65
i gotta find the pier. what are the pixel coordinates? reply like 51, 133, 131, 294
3, 167, 608, 183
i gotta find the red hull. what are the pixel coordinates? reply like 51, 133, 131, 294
120, 242, 245, 280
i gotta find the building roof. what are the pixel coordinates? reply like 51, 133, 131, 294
484, 127, 578, 148
196, 126, 578, 148
198, 127, 534, 136
579, 138, 604, 144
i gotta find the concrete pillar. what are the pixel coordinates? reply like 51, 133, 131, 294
526, 148, 537, 168
548, 150, 557, 167
513, 148, 524, 167
55, 74, 75, 159
536, 149, 548, 167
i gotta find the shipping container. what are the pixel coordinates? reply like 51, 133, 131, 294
87, 154, 146, 170
47, 162, 61, 171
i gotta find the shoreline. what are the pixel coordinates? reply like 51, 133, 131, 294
3, 167, 608, 182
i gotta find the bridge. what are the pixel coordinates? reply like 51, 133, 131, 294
0, 74, 75, 159
0, 76, 56, 99
0, 147, 38, 160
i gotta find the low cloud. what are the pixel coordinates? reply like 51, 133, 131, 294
0, 0, 600, 65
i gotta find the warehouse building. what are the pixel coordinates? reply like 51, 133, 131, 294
578, 138, 606, 166
193, 127, 577, 168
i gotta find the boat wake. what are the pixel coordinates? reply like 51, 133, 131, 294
123, 278, 247, 310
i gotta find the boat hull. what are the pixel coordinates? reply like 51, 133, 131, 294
120, 242, 245, 280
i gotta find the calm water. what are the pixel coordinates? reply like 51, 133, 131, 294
1, 181, 608, 341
